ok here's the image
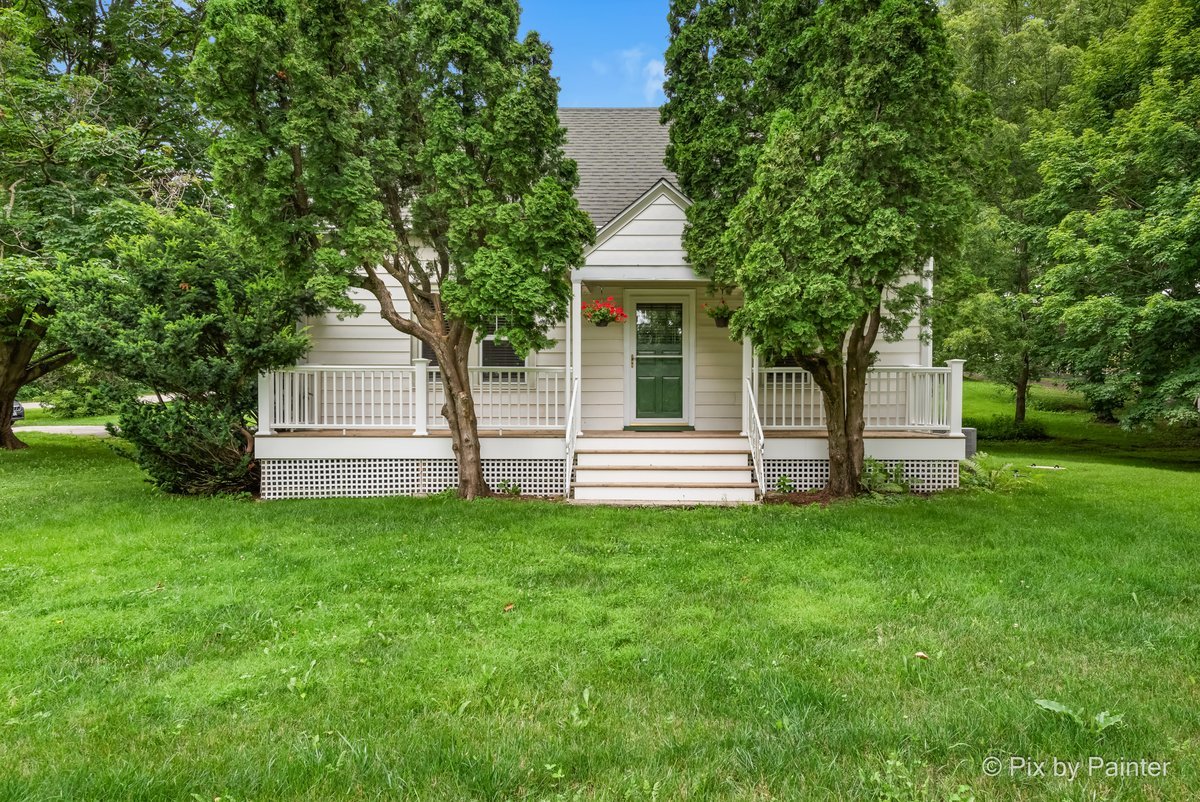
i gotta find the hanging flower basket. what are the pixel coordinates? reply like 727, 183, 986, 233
582, 298, 628, 327
703, 299, 734, 328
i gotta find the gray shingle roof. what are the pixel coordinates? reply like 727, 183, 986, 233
559, 108, 679, 228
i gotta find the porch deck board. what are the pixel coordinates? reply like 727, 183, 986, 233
265, 428, 950, 439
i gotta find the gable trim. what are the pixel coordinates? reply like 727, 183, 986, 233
586, 179, 692, 256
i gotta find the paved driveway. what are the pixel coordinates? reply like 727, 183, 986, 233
15, 426, 111, 437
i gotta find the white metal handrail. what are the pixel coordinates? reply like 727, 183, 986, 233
269, 366, 418, 430
756, 366, 952, 431
745, 378, 767, 496
427, 366, 567, 430
564, 377, 581, 496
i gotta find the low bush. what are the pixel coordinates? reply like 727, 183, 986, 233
112, 400, 257, 495
963, 415, 1050, 441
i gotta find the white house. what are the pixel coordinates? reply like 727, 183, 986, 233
255, 108, 967, 504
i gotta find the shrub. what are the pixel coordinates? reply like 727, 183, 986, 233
113, 400, 257, 495
963, 415, 1050, 441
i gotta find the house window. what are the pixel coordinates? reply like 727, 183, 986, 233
481, 317, 528, 383
764, 354, 804, 383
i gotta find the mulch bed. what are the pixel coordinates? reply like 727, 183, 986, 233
762, 489, 841, 507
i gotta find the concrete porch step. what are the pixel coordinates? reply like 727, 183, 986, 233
575, 450, 751, 468
571, 482, 758, 505
574, 466, 753, 485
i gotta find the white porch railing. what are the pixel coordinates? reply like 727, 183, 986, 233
745, 378, 766, 495
427, 367, 567, 430
757, 366, 954, 432
267, 366, 419, 430
564, 377, 581, 495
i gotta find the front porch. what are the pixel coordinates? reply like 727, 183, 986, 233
255, 359, 967, 502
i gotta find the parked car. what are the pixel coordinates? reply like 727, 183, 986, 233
11, 401, 23, 421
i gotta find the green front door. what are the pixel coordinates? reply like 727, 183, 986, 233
634, 302, 685, 420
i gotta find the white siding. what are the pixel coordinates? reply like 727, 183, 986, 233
303, 272, 568, 370
585, 196, 688, 268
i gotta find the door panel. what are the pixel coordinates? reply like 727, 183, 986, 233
635, 303, 685, 419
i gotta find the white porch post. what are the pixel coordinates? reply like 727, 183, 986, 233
947, 358, 966, 436
920, 257, 935, 368
741, 336, 753, 435
413, 359, 430, 436
257, 373, 274, 436
571, 279, 583, 435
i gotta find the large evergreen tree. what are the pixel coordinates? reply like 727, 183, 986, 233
665, 0, 970, 496
194, 0, 593, 499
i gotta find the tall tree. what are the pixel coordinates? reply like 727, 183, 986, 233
194, 0, 593, 499
1033, 0, 1200, 425
937, 0, 1143, 421
665, 0, 970, 496
0, 2, 203, 449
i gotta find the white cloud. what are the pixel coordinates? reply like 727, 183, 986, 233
642, 58, 666, 103
619, 47, 645, 79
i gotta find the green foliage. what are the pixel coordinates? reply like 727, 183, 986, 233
860, 460, 915, 496
958, 452, 1039, 491
496, 480, 523, 497
1034, 0, 1200, 426
665, 0, 971, 494
56, 207, 319, 494
193, 0, 591, 496
0, 2, 204, 447
109, 400, 259, 496
718, 1, 970, 364
936, 0, 1144, 421
963, 415, 1050, 441
1034, 699, 1125, 735
25, 363, 141, 418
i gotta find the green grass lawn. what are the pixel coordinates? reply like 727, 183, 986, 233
964, 379, 1200, 470
1, 396, 1198, 800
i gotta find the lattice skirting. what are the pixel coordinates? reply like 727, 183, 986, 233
261, 458, 567, 500
762, 459, 959, 493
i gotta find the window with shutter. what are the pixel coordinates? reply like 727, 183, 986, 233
481, 317, 528, 383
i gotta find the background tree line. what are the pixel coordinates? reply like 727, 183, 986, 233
937, 0, 1199, 428
1, 0, 1196, 497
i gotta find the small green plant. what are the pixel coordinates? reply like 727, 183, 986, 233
862, 753, 977, 801
959, 452, 1038, 493
774, 474, 797, 494
496, 479, 522, 496
860, 459, 913, 495
1035, 699, 1124, 735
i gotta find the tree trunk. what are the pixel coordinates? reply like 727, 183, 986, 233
818, 368, 858, 496
439, 349, 489, 499
0, 380, 25, 451
1014, 356, 1030, 424
1, 339, 31, 451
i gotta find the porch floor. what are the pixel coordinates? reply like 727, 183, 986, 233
263, 428, 953, 439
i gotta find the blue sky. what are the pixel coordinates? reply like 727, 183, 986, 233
520, 1, 670, 107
